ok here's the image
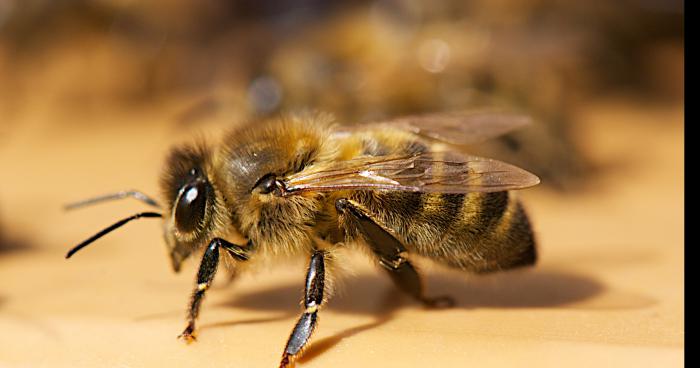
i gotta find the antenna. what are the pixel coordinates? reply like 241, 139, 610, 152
65, 212, 163, 259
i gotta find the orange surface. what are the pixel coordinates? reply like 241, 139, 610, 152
0, 100, 683, 367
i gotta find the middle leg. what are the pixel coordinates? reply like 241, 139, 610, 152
279, 249, 326, 368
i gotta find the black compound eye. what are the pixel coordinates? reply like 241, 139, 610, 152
254, 174, 277, 194
175, 180, 208, 233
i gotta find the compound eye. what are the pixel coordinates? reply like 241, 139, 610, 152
175, 180, 207, 233
254, 174, 277, 194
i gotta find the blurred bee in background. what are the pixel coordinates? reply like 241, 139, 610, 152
261, 6, 589, 190
66, 111, 539, 367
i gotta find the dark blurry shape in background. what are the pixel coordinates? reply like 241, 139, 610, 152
0, 0, 683, 190
0, 209, 27, 254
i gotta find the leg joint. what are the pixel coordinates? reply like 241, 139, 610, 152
379, 253, 409, 270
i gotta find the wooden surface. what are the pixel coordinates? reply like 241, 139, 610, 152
0, 100, 683, 367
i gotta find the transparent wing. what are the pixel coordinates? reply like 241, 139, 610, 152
336, 110, 531, 146
282, 152, 540, 195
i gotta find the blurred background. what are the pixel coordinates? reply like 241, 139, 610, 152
0, 0, 684, 189
0, 1, 684, 367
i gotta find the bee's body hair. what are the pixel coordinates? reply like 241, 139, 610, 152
161, 115, 535, 274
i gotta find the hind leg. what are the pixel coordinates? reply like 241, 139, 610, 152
335, 198, 453, 308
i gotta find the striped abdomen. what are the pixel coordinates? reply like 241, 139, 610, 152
348, 188, 536, 274
340, 129, 536, 273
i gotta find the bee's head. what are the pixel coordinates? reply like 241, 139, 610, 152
64, 141, 228, 272
160, 143, 227, 272
64, 114, 333, 267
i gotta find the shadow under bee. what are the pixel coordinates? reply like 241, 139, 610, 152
210, 267, 654, 365
221, 268, 617, 314
175, 265, 655, 366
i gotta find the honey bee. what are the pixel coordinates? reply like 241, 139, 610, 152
66, 111, 539, 367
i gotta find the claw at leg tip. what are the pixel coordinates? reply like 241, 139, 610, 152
279, 353, 293, 368
178, 326, 197, 344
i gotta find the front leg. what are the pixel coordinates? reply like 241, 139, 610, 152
279, 250, 326, 368
179, 238, 249, 342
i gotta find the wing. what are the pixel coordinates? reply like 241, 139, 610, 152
282, 152, 540, 195
335, 110, 531, 146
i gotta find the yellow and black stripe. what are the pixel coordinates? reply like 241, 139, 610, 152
341, 131, 536, 273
